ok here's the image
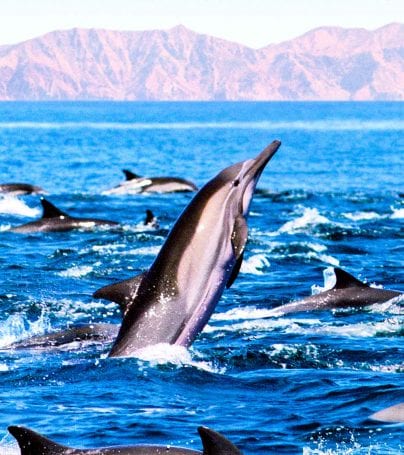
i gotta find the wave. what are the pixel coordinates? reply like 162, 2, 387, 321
261, 240, 340, 266
128, 343, 223, 373
58, 265, 95, 278
0, 119, 402, 131
0, 312, 51, 348
0, 196, 40, 217
391, 207, 404, 219
240, 254, 270, 275
343, 211, 383, 221
277, 207, 342, 235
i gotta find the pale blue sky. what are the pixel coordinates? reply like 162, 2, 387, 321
0, 0, 402, 47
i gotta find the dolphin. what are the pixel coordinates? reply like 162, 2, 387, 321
266, 268, 401, 316
0, 182, 45, 195
8, 425, 243, 454
9, 198, 119, 233
93, 140, 281, 357
368, 403, 404, 423
103, 169, 198, 195
7, 323, 119, 350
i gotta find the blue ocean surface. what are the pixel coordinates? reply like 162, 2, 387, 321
0, 102, 402, 454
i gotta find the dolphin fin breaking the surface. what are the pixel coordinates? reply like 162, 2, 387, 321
123, 169, 142, 180
103, 169, 198, 195
10, 198, 119, 233
8, 425, 243, 454
267, 267, 401, 316
94, 140, 281, 357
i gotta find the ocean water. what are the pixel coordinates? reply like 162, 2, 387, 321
0, 101, 402, 454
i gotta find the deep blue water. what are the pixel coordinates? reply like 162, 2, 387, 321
0, 102, 403, 454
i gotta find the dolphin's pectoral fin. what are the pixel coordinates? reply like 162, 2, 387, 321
226, 250, 244, 289
40, 198, 69, 219
333, 268, 368, 289
227, 215, 248, 288
231, 214, 248, 260
93, 272, 146, 315
122, 169, 141, 181
198, 426, 243, 455
8, 426, 69, 455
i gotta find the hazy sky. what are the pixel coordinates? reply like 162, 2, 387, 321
0, 0, 402, 47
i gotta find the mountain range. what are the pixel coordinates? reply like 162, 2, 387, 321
0, 23, 402, 100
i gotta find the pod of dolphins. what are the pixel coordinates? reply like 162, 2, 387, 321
1, 141, 403, 453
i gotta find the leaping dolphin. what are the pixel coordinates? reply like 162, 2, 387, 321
8, 425, 243, 454
9, 198, 119, 233
103, 169, 198, 195
0, 182, 45, 195
94, 140, 281, 357
266, 268, 401, 316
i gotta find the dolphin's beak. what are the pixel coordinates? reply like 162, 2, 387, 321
247, 139, 281, 181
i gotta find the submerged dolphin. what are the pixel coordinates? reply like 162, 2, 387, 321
369, 403, 404, 423
9, 198, 119, 233
267, 268, 401, 316
94, 140, 281, 357
103, 169, 198, 195
0, 182, 45, 195
8, 425, 243, 454
8, 323, 118, 350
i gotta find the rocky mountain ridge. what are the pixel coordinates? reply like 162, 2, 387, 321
0, 23, 402, 100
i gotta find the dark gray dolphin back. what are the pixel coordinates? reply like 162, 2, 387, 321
8, 425, 242, 454
123, 169, 141, 180
40, 198, 69, 218
198, 427, 243, 455
333, 268, 367, 289
8, 426, 68, 454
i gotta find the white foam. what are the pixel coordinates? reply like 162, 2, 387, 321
212, 306, 285, 322
391, 207, 404, 219
278, 208, 335, 235
0, 196, 40, 217
0, 312, 51, 348
58, 265, 94, 278
343, 211, 382, 221
311, 267, 337, 294
240, 254, 270, 275
125, 245, 162, 256
128, 343, 222, 373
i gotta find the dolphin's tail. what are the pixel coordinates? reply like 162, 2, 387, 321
198, 427, 243, 455
8, 426, 68, 454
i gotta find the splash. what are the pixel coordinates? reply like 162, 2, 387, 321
278, 208, 337, 235
58, 265, 94, 278
391, 207, 404, 219
132, 343, 222, 373
0, 311, 51, 348
311, 267, 337, 294
0, 195, 40, 217
240, 254, 270, 275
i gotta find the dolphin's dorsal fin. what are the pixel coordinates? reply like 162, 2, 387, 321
8, 426, 68, 454
40, 198, 69, 219
123, 169, 141, 181
198, 427, 243, 455
333, 268, 368, 289
144, 209, 155, 225
93, 272, 146, 315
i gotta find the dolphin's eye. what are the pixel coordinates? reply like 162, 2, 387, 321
233, 179, 240, 187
